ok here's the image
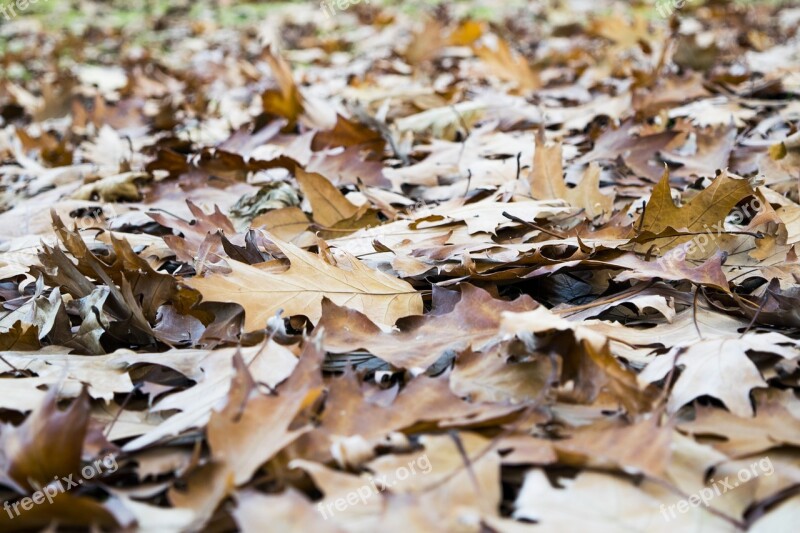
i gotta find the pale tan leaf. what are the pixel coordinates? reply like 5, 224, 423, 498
186, 237, 422, 332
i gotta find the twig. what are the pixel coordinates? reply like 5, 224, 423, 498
502, 211, 568, 239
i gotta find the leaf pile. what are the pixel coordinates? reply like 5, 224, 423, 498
1, 0, 800, 531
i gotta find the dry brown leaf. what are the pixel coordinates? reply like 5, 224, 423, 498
679, 389, 800, 457
319, 284, 536, 369
474, 38, 540, 92
186, 237, 422, 332
637, 169, 755, 252
530, 134, 613, 219
0, 389, 89, 492
233, 488, 342, 533
262, 49, 304, 131
513, 470, 735, 532
554, 415, 673, 478
295, 168, 360, 227
639, 332, 798, 417
207, 340, 323, 485
4, 3, 800, 531
251, 206, 311, 242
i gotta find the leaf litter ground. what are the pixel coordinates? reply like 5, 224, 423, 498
1, 0, 800, 531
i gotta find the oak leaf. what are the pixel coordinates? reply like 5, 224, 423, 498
530, 133, 614, 219
185, 237, 422, 332
639, 333, 798, 417
637, 169, 754, 252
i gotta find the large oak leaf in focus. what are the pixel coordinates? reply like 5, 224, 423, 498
185, 238, 422, 332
